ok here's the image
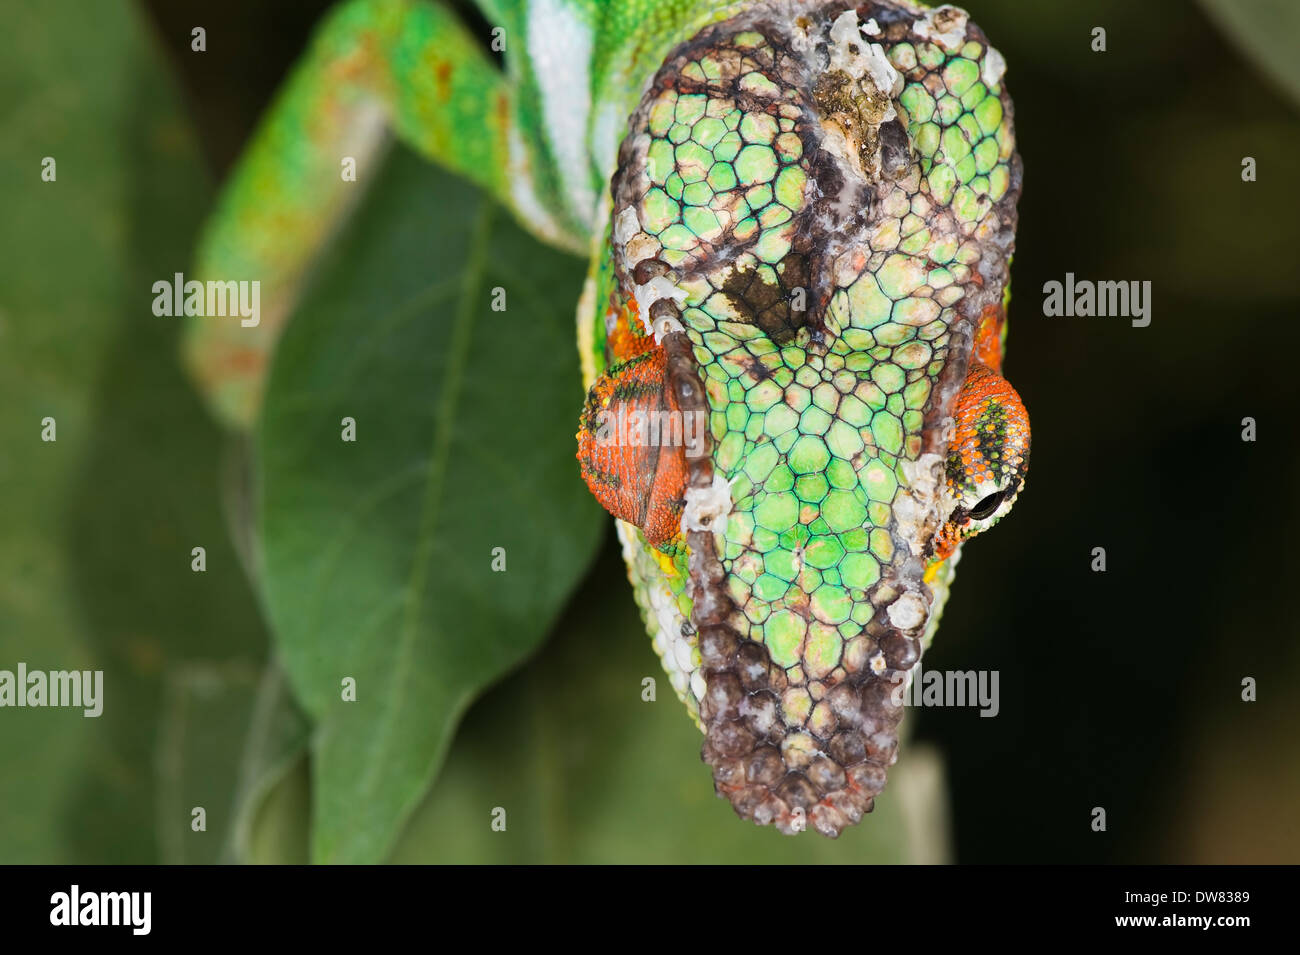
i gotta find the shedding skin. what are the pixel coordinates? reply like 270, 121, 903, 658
579, 1, 1030, 835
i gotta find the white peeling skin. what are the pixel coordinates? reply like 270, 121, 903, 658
827, 10, 868, 76
615, 517, 639, 565
652, 313, 685, 344
811, 9, 906, 185
673, 631, 695, 673
623, 232, 661, 267
888, 590, 929, 631
826, 9, 900, 95
863, 44, 904, 100
739, 692, 778, 735
611, 203, 689, 334
982, 46, 1006, 89
613, 206, 640, 247
689, 668, 707, 708
788, 11, 816, 55
681, 471, 734, 534
898, 452, 947, 546
648, 578, 680, 651
817, 126, 861, 190
914, 5, 970, 53
863, 41, 904, 98
633, 275, 689, 335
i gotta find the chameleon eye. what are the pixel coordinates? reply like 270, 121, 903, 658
969, 488, 1006, 521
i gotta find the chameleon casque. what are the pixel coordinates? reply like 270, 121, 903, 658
185, 0, 1029, 838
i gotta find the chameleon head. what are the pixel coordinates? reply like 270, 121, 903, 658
578, 0, 1024, 835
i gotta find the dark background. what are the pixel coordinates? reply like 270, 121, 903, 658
138, 0, 1300, 862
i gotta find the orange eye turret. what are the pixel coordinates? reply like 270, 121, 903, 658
934, 309, 1031, 561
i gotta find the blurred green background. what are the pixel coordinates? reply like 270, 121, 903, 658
1, 0, 1297, 863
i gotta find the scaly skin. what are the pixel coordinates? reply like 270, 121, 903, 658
185, 0, 1029, 838
576, 0, 1029, 835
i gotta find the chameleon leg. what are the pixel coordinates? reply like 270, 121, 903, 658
184, 0, 527, 429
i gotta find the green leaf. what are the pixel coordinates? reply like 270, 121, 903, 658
218, 662, 311, 864
258, 146, 605, 863
396, 541, 946, 862
250, 540, 948, 863
0, 0, 279, 862
0, 0, 126, 863
1200, 0, 1300, 110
